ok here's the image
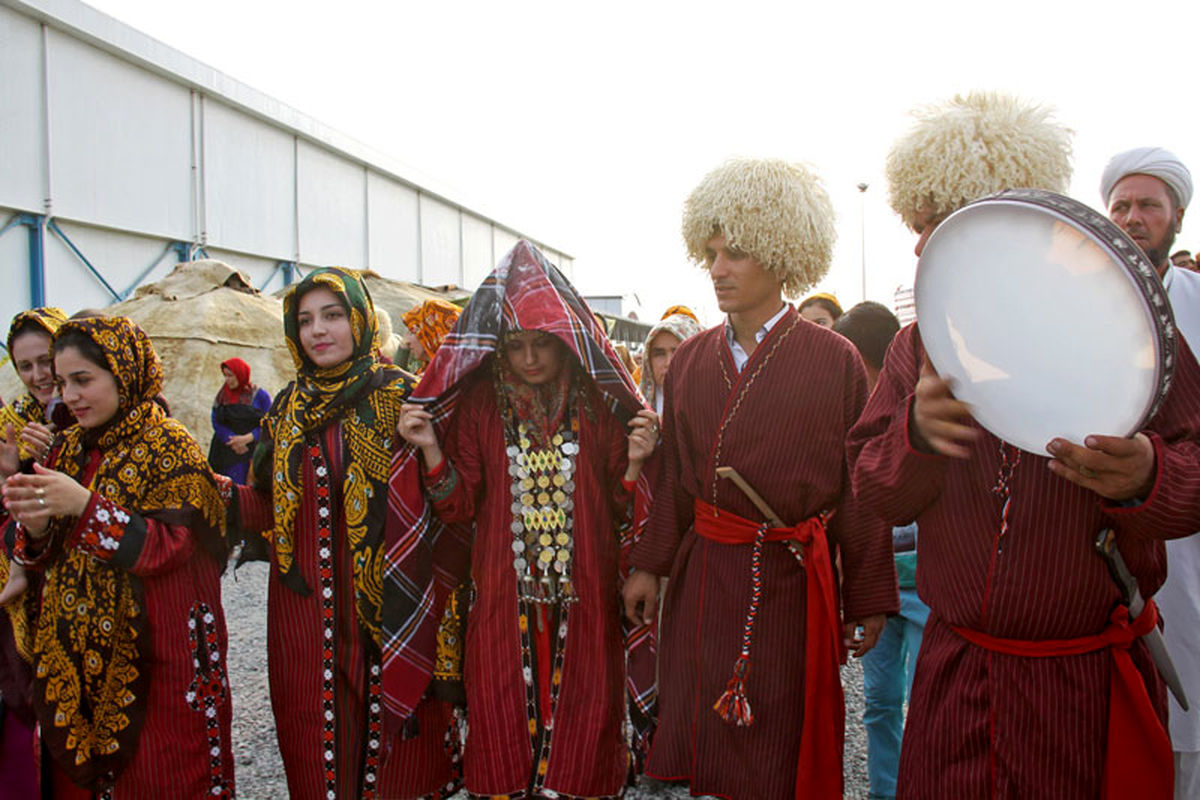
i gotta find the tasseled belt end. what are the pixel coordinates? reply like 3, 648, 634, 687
713, 655, 754, 726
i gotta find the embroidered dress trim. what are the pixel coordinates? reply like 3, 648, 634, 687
362, 660, 383, 799
310, 442, 344, 800
185, 602, 231, 799
710, 316, 798, 506
515, 601, 577, 798
426, 462, 460, 504
75, 495, 130, 561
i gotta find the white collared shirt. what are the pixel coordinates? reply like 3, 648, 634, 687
723, 303, 789, 372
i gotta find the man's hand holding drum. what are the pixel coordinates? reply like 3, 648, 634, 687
1046, 433, 1156, 501
910, 356, 979, 459
911, 355, 1156, 501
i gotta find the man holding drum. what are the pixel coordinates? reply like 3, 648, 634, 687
848, 93, 1200, 799
1103, 146, 1200, 799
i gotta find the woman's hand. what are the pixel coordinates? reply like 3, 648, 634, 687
626, 409, 659, 467
0, 424, 20, 480
227, 433, 254, 455
3, 463, 93, 538
398, 404, 443, 470
19, 422, 54, 463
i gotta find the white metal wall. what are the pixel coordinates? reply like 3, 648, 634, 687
0, 0, 573, 329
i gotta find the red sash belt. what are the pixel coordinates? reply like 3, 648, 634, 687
693, 499, 843, 800
952, 601, 1172, 800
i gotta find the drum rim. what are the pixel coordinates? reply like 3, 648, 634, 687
915, 188, 1177, 450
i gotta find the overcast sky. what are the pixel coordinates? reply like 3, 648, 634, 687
85, 0, 1200, 325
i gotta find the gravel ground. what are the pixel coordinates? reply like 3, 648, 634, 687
223, 563, 872, 799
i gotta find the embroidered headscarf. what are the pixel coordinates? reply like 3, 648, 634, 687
0, 308, 67, 659
383, 241, 652, 736
401, 298, 462, 372
215, 357, 255, 406
2, 307, 69, 451
35, 316, 225, 792
253, 267, 417, 645
639, 313, 704, 412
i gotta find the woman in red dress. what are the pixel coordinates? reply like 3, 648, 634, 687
393, 241, 658, 798
4, 316, 232, 798
232, 267, 458, 799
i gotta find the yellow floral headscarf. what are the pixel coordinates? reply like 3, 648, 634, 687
254, 268, 417, 644
2, 307, 68, 456
36, 316, 225, 791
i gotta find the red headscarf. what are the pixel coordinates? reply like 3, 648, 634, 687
217, 357, 254, 405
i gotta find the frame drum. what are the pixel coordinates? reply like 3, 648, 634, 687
915, 189, 1176, 455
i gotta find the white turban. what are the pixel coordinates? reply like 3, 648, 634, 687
1100, 147, 1193, 209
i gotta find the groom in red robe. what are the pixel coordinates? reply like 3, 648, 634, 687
623, 158, 897, 800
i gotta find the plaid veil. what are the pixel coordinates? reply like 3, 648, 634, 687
383, 241, 658, 754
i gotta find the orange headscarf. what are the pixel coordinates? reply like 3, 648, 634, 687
401, 299, 461, 367
660, 304, 699, 323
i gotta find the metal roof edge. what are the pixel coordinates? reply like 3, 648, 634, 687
2, 0, 574, 259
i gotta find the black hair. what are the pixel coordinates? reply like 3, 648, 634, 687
294, 281, 351, 315
52, 329, 112, 373
834, 301, 900, 370
8, 319, 52, 350
798, 295, 843, 320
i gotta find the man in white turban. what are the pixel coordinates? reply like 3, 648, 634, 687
1101, 146, 1193, 271
1103, 146, 1200, 800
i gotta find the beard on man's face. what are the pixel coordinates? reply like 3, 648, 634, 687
1142, 225, 1177, 270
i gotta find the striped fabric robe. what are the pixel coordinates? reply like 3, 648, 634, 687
428, 377, 634, 799
847, 323, 1200, 798
631, 308, 898, 800
17, 465, 233, 799
238, 421, 457, 800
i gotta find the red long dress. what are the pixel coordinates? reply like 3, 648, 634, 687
847, 323, 1200, 798
631, 310, 898, 800
428, 376, 634, 798
238, 422, 457, 800
18, 453, 234, 799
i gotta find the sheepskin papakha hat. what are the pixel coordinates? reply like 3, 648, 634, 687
886, 92, 1073, 230
682, 158, 835, 299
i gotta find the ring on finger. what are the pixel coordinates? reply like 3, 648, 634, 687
38, 496, 46, 507
36, 488, 45, 499
1079, 465, 1098, 479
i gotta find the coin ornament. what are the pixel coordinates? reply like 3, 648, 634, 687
506, 412, 580, 605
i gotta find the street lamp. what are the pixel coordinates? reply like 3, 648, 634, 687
857, 182, 869, 302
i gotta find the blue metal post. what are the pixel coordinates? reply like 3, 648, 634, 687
19, 214, 46, 307
281, 261, 295, 286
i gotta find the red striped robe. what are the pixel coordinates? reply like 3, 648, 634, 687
429, 377, 633, 798
631, 309, 898, 800
238, 422, 457, 800
847, 323, 1200, 798
17, 474, 234, 798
